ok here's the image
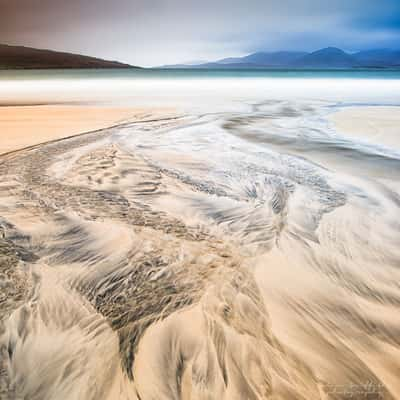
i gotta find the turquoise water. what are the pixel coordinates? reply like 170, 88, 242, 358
1, 67, 399, 109
1, 68, 400, 81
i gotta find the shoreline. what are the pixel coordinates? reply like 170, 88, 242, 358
328, 105, 400, 151
0, 105, 175, 155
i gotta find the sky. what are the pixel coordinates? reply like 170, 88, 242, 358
1, 0, 399, 67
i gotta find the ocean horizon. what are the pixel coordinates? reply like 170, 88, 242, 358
2, 67, 400, 80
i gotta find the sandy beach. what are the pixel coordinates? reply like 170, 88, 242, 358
3, 104, 398, 156
1, 90, 400, 400
0, 105, 160, 154
328, 106, 400, 151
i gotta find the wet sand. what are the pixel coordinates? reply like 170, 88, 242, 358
0, 100, 399, 400
0, 105, 165, 154
329, 106, 400, 151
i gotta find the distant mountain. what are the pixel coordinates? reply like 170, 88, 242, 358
159, 47, 400, 69
181, 59, 209, 65
0, 44, 138, 69
218, 51, 308, 66
160, 62, 285, 69
291, 47, 358, 68
354, 49, 400, 67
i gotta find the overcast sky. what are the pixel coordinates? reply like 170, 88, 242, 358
1, 0, 399, 66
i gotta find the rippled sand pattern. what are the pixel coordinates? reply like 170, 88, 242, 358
1, 102, 400, 399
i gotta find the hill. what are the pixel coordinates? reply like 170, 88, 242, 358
354, 49, 400, 67
0, 44, 138, 69
160, 47, 400, 69
218, 51, 307, 66
291, 47, 358, 68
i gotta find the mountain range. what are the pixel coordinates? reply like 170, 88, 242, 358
2, 44, 399, 70
160, 47, 400, 69
0, 44, 138, 69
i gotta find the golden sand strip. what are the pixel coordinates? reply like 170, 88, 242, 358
0, 105, 153, 155
328, 106, 400, 151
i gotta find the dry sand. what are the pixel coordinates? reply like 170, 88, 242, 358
328, 106, 400, 150
0, 105, 152, 154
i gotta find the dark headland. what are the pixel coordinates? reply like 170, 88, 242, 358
0, 44, 139, 69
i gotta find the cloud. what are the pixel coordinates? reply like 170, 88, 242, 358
1, 0, 399, 66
